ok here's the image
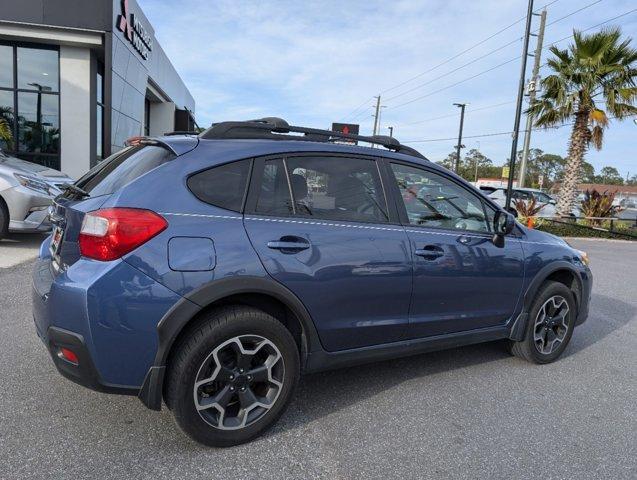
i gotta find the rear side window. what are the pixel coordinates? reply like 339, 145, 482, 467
188, 159, 251, 212
80, 146, 175, 196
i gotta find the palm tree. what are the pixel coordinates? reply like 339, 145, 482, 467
0, 118, 12, 150
528, 27, 637, 216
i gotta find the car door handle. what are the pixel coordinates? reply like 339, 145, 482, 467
414, 245, 445, 260
267, 236, 310, 253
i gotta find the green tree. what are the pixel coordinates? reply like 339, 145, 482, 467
596, 166, 624, 185
528, 27, 637, 216
579, 161, 596, 183
626, 174, 637, 186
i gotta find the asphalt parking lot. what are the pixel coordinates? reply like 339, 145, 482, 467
0, 237, 635, 479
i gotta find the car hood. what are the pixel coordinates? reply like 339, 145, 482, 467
0, 153, 71, 180
521, 223, 569, 247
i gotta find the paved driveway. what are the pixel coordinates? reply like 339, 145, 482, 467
0, 238, 635, 479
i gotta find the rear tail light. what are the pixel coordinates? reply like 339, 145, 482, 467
79, 208, 167, 261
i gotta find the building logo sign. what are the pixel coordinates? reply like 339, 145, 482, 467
117, 0, 153, 60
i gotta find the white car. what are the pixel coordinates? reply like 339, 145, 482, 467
479, 187, 580, 218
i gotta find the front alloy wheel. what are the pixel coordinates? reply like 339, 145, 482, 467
533, 295, 570, 355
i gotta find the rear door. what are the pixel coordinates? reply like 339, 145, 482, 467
386, 161, 525, 338
243, 153, 413, 351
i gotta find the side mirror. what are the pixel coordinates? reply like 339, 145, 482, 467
492, 210, 515, 247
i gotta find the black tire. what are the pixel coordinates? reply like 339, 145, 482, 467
0, 198, 8, 240
509, 281, 576, 364
165, 305, 300, 447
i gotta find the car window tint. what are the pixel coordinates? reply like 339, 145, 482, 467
81, 146, 175, 196
188, 160, 251, 212
285, 156, 388, 223
391, 163, 489, 232
255, 159, 294, 216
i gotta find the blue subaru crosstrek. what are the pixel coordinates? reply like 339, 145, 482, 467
32, 118, 592, 446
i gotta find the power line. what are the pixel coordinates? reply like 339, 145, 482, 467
380, 0, 562, 96
340, 0, 561, 119
387, 4, 634, 112
342, 96, 374, 122
402, 113, 637, 143
385, 0, 604, 106
395, 101, 514, 127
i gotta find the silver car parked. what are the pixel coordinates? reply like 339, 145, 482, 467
0, 149, 73, 239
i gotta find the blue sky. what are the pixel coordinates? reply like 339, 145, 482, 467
140, 0, 637, 178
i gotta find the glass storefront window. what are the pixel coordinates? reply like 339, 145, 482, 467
0, 90, 15, 151
17, 91, 60, 154
17, 47, 59, 92
1, 44, 60, 169
0, 45, 13, 88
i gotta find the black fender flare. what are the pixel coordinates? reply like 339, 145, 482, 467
509, 261, 583, 341
139, 276, 322, 410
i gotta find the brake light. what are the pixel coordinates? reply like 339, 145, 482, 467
79, 208, 167, 261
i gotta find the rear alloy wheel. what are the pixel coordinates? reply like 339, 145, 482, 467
193, 334, 285, 430
509, 281, 576, 364
166, 306, 299, 447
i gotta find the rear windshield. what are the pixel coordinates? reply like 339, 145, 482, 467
78, 146, 175, 196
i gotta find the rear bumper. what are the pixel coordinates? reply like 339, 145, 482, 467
31, 255, 183, 396
42, 326, 138, 396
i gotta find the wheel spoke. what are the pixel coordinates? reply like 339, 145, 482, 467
248, 364, 269, 383
238, 387, 258, 409
196, 384, 234, 411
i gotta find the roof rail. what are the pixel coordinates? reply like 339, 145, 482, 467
198, 117, 427, 160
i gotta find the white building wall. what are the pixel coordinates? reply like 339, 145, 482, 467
59, 46, 91, 179
148, 101, 175, 137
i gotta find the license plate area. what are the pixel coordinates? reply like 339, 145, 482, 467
50, 226, 64, 258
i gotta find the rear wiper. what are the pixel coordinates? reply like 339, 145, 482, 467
61, 183, 90, 198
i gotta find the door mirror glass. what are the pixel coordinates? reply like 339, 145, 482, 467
494, 210, 515, 235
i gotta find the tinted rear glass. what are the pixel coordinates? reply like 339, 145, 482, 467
80, 146, 175, 196
187, 159, 251, 212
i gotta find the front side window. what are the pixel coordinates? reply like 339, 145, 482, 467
391, 163, 490, 232
284, 156, 389, 223
188, 159, 251, 212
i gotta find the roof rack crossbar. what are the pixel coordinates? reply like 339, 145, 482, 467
199, 117, 427, 160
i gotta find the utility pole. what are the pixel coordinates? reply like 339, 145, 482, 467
388, 126, 394, 138
372, 95, 381, 136
505, 0, 535, 210
454, 103, 466, 174
518, 8, 547, 188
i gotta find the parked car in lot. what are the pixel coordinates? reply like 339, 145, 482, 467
32, 118, 592, 447
479, 186, 580, 217
0, 149, 73, 239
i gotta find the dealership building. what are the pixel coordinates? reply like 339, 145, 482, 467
0, 0, 195, 178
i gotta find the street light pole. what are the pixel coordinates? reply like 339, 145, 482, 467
505, 0, 535, 210
388, 126, 394, 138
453, 103, 466, 174
518, 8, 547, 188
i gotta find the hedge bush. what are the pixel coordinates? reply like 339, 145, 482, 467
534, 219, 637, 241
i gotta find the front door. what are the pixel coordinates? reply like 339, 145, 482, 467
388, 162, 525, 338
243, 154, 413, 351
